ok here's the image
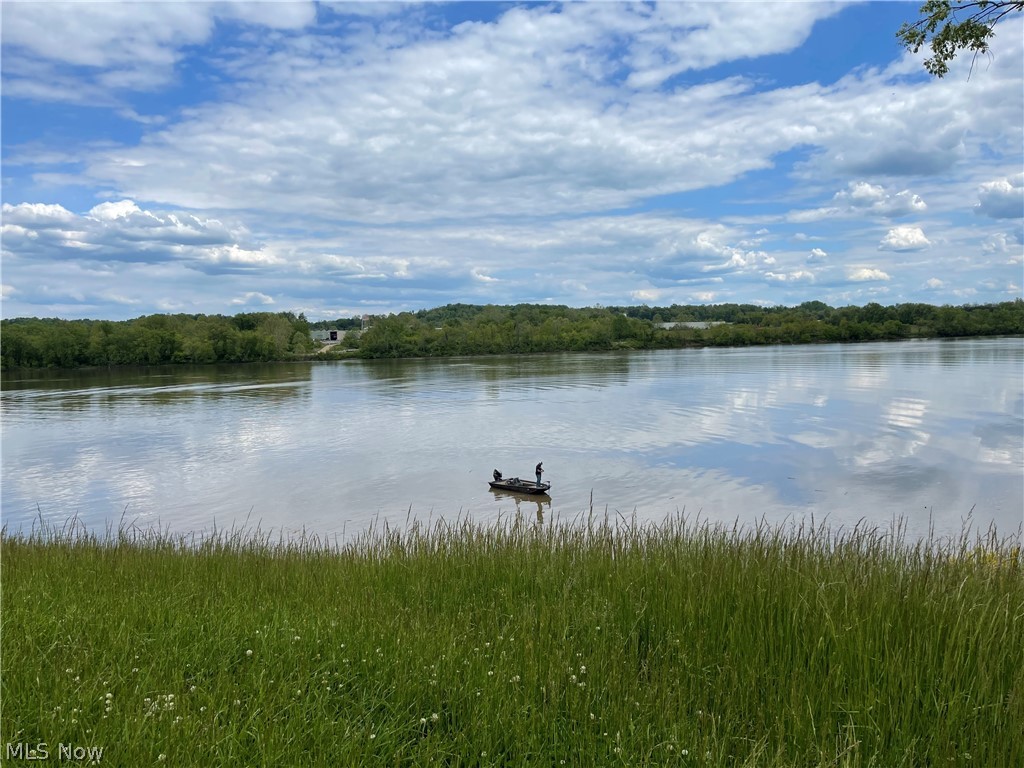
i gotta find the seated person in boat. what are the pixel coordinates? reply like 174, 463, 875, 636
493, 469, 503, 481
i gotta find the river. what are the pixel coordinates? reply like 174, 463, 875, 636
2, 338, 1021, 541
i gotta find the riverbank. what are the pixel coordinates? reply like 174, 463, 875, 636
3, 300, 1022, 370
3, 516, 1021, 767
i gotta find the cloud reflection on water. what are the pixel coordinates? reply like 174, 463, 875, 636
1, 339, 1021, 541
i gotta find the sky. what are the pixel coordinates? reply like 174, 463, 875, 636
1, 1, 1022, 321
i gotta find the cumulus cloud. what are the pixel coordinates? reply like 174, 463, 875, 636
89, 200, 143, 221
790, 182, 926, 223
879, 226, 930, 251
231, 292, 275, 306
848, 268, 891, 282
28, 2, 1007, 226
1, 202, 77, 227
982, 231, 1024, 256
694, 230, 776, 273
952, 287, 978, 298
833, 182, 926, 217
765, 270, 815, 282
925, 278, 945, 289
1, 5, 1022, 317
630, 289, 662, 302
1, 200, 262, 264
975, 174, 1024, 219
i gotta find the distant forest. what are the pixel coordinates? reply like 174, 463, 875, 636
347, 300, 1024, 358
2, 300, 1022, 370
1, 312, 316, 370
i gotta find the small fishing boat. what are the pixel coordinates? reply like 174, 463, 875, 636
488, 477, 551, 495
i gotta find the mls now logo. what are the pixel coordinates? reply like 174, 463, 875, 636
5, 742, 105, 763
5, 743, 48, 760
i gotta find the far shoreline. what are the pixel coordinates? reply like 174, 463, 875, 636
3, 329, 1021, 376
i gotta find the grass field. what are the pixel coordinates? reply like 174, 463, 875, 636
2, 513, 1021, 767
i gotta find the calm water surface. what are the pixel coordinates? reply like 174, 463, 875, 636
2, 338, 1022, 540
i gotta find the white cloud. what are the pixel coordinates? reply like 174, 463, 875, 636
879, 226, 930, 252
790, 182, 927, 223
1, 1, 317, 101
975, 174, 1024, 219
765, 270, 815, 283
1, 202, 77, 227
833, 182, 927, 217
696, 230, 776, 272
1, 5, 1021, 318
101, 292, 142, 306
982, 231, 1023, 255
630, 289, 661, 302
206, 245, 281, 268
787, 207, 840, 224
89, 200, 143, 221
1, 199, 262, 265
43, 4, 1010, 226
952, 287, 978, 298
230, 291, 275, 306
620, 2, 845, 88
471, 268, 498, 283
848, 268, 891, 282
925, 278, 945, 289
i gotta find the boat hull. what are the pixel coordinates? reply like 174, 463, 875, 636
488, 479, 551, 495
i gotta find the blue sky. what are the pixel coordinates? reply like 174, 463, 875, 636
2, 1, 1022, 321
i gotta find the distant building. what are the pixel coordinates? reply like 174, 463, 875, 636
311, 329, 340, 343
311, 328, 364, 344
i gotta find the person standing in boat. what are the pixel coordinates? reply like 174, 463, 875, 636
535, 462, 544, 486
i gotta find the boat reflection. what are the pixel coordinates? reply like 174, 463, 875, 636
489, 488, 551, 524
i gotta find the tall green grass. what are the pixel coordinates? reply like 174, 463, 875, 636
2, 513, 1021, 766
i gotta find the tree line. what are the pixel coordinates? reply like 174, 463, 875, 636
350, 300, 1023, 358
1, 312, 315, 370
2, 300, 1021, 370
